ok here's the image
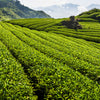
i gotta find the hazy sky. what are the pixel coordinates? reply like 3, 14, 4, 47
19, 0, 100, 8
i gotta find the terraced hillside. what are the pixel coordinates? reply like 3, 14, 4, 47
8, 18, 100, 48
0, 17, 100, 99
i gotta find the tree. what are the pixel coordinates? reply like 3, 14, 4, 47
61, 16, 82, 30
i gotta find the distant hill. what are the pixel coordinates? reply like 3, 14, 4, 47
78, 8, 100, 20
35, 3, 87, 18
87, 4, 100, 10
0, 0, 51, 20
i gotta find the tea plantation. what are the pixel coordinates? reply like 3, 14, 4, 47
0, 17, 100, 99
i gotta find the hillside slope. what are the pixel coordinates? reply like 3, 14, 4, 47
0, 17, 99, 99
78, 8, 100, 20
0, 0, 50, 20
1, 8, 100, 99
8, 18, 100, 43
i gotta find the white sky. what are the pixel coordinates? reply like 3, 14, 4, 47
19, 0, 100, 8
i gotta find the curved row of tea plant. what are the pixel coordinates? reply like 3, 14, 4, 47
0, 38, 37, 99
59, 34, 100, 50
2, 22, 100, 81
7, 18, 100, 43
0, 24, 100, 99
4, 23, 100, 59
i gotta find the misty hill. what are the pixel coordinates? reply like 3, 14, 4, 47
35, 3, 87, 18
0, 0, 50, 20
78, 8, 100, 20
87, 4, 100, 10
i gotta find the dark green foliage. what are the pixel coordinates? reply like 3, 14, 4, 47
61, 16, 82, 30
